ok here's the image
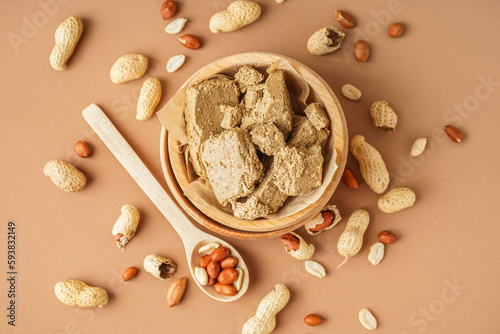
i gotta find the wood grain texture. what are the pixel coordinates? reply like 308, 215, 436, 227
159, 52, 348, 238
83, 104, 249, 302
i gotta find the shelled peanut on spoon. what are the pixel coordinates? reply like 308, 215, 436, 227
194, 242, 244, 296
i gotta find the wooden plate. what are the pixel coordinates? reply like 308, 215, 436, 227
159, 52, 348, 239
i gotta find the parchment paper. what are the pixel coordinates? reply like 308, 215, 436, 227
157, 58, 338, 221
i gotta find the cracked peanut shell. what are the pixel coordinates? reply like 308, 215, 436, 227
285, 232, 315, 260
307, 27, 345, 55
112, 205, 140, 250
304, 204, 341, 235
143, 254, 177, 280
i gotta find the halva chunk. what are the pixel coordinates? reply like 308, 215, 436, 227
273, 145, 324, 197
240, 70, 293, 139
241, 84, 264, 111
220, 104, 243, 129
234, 66, 264, 93
287, 115, 329, 148
231, 160, 288, 220
304, 102, 329, 130
184, 77, 240, 177
201, 128, 264, 206
250, 123, 286, 156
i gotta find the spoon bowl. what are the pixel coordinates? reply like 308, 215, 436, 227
189, 240, 249, 302
83, 104, 249, 302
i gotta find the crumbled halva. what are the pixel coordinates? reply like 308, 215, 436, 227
287, 115, 329, 148
304, 102, 329, 130
240, 70, 293, 139
220, 104, 243, 129
231, 160, 288, 220
234, 66, 264, 93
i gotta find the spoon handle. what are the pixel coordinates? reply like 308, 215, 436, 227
82, 103, 205, 247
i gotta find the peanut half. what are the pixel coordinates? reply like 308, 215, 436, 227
234, 268, 244, 291
359, 308, 378, 330
143, 255, 177, 280
209, 1, 261, 33
194, 267, 208, 286
49, 16, 83, 71
136, 78, 162, 121
166, 54, 186, 73
112, 205, 140, 250
160, 0, 177, 20
178, 34, 201, 50
167, 277, 187, 308
350, 135, 390, 194
411, 138, 427, 157
368, 242, 385, 265
110, 54, 148, 84
444, 125, 463, 143
342, 84, 362, 100
304, 205, 341, 235
242, 284, 290, 334
307, 27, 345, 55
54, 280, 108, 308
378, 187, 416, 213
305, 260, 326, 278
337, 209, 370, 268
198, 242, 220, 254
43, 160, 86, 192
371, 101, 398, 131
334, 10, 355, 29
342, 168, 359, 189
165, 18, 187, 34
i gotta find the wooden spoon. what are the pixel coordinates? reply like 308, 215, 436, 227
82, 104, 249, 302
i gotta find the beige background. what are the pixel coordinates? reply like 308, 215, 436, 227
1, 0, 500, 333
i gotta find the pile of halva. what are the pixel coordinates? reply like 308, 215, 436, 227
184, 65, 330, 220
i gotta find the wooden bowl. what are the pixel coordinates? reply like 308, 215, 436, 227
159, 52, 348, 239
